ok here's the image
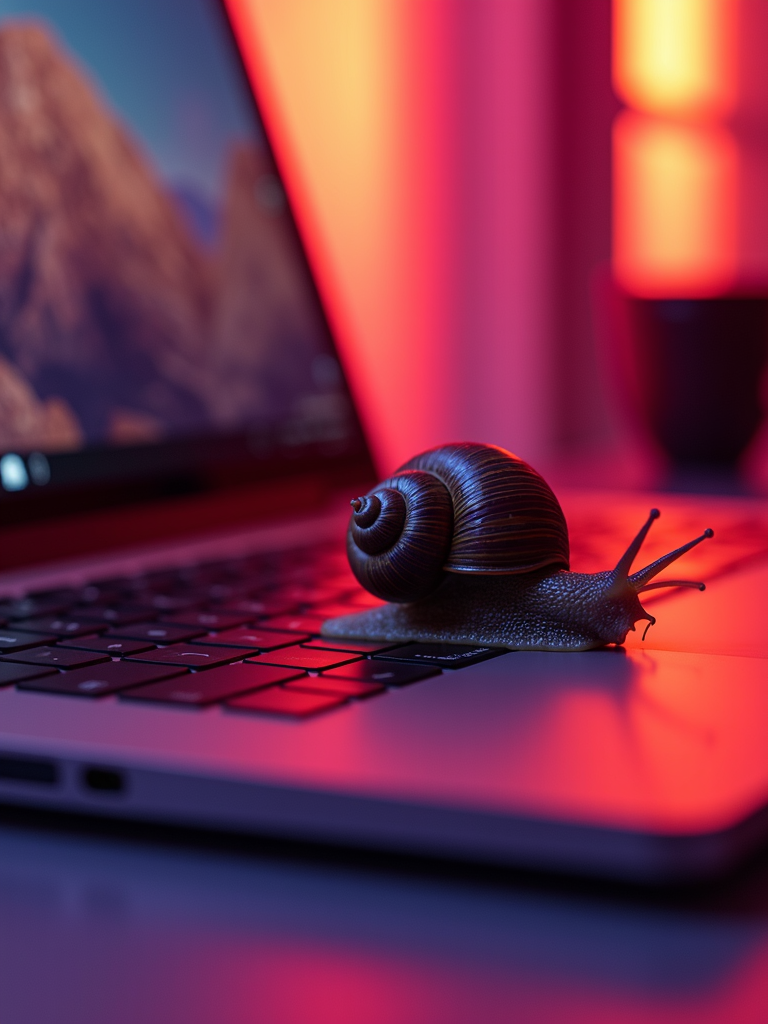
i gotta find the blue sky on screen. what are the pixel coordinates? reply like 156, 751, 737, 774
0, 0, 261, 204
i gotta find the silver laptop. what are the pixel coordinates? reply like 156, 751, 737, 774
1, 0, 767, 883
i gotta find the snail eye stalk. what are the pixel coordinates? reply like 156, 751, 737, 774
638, 580, 706, 593
613, 508, 660, 580
630, 528, 714, 590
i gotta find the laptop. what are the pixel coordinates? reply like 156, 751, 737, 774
1, 0, 767, 884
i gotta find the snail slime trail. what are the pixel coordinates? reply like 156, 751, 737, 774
323, 443, 714, 652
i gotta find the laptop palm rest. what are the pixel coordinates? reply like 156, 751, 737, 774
2, 646, 766, 882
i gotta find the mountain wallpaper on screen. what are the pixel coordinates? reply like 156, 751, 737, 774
0, 21, 335, 451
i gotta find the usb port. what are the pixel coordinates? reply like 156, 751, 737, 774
83, 766, 124, 793
0, 754, 58, 785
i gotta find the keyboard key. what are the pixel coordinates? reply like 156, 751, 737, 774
12, 616, 107, 638
193, 626, 308, 651
73, 605, 157, 626
217, 596, 299, 618
301, 638, 405, 655
2, 647, 110, 669
285, 677, 385, 700
203, 582, 255, 603
122, 663, 305, 707
81, 577, 138, 598
0, 594, 77, 620
374, 642, 503, 669
78, 583, 125, 605
107, 622, 207, 644
17, 662, 187, 697
58, 636, 157, 656
226, 687, 347, 718
323, 660, 440, 687
21, 586, 80, 604
245, 647, 363, 672
125, 644, 255, 670
159, 611, 253, 631
259, 614, 326, 635
0, 629, 58, 652
0, 661, 58, 687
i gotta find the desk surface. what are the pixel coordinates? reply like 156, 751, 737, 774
1, 815, 767, 1024
1, 491, 767, 1022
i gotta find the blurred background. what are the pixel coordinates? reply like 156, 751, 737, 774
229, 0, 768, 492
1, 9, 767, 1022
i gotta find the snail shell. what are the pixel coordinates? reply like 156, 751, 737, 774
334, 442, 713, 650
347, 443, 570, 602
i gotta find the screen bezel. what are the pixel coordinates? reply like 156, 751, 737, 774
0, 0, 375, 534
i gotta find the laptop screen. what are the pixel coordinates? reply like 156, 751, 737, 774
0, 0, 369, 525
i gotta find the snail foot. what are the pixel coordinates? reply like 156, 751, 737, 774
322, 575, 606, 652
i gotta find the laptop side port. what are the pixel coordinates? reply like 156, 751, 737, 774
0, 754, 58, 785
83, 766, 125, 793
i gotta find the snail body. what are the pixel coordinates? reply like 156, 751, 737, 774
323, 443, 713, 651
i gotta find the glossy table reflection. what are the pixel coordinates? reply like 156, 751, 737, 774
1, 813, 767, 1024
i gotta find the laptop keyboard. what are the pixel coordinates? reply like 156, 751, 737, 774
0, 544, 503, 719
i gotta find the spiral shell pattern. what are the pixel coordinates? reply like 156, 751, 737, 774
347, 443, 570, 603
347, 471, 453, 601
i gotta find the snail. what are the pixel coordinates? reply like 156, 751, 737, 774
322, 442, 713, 651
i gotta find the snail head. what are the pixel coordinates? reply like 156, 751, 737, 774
603, 509, 713, 642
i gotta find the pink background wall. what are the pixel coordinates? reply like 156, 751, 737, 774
228, 0, 768, 489
229, 0, 559, 475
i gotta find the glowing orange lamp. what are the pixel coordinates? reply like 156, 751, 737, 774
610, 0, 768, 473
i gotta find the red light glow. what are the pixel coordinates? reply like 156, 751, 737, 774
221, 0, 466, 472
223, 0, 557, 470
612, 113, 738, 296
